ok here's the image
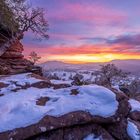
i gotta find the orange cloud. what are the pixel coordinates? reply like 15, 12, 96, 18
23, 44, 140, 63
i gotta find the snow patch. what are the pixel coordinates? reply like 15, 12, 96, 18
129, 99, 140, 112
0, 84, 118, 132
83, 134, 102, 140
40, 127, 47, 132
50, 79, 72, 85
0, 73, 42, 86
0, 73, 43, 94
127, 121, 140, 140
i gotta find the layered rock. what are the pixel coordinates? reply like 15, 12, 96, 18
1, 40, 24, 59
0, 40, 42, 75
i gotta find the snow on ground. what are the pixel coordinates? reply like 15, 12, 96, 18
0, 73, 43, 94
127, 120, 140, 140
50, 79, 72, 85
44, 70, 97, 84
46, 71, 76, 81
129, 99, 140, 112
83, 134, 102, 140
80, 73, 96, 82
0, 81, 118, 132
0, 73, 43, 86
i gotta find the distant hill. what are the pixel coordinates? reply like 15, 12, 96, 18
110, 59, 140, 75
40, 59, 140, 75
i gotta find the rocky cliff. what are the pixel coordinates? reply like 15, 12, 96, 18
0, 39, 42, 75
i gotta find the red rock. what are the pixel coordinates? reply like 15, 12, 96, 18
31, 81, 52, 89
70, 89, 79, 95
31, 123, 115, 140
1, 40, 24, 59
107, 119, 131, 140
36, 97, 50, 106
0, 111, 117, 140
6, 40, 23, 53
1, 51, 24, 58
129, 111, 140, 121
0, 82, 9, 89
0, 58, 42, 75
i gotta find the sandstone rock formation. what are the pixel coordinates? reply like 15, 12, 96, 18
0, 39, 42, 75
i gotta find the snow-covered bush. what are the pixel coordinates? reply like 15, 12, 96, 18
120, 79, 140, 98
71, 73, 84, 86
95, 64, 129, 87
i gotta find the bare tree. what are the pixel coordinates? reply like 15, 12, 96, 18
6, 0, 49, 39
95, 64, 128, 87
0, 0, 49, 56
29, 51, 41, 64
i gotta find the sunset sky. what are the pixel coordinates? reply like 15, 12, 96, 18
23, 0, 140, 63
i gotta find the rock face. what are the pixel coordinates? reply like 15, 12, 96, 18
0, 40, 42, 75
1, 40, 24, 59
0, 73, 140, 140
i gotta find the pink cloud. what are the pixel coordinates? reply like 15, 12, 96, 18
24, 43, 140, 57
49, 2, 127, 25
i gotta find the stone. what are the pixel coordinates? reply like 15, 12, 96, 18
0, 82, 9, 89
0, 58, 42, 75
31, 81, 52, 89
36, 97, 50, 106
32, 123, 115, 140
129, 111, 140, 121
107, 119, 131, 140
0, 111, 117, 140
70, 89, 79, 95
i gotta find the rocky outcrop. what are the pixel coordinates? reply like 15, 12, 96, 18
0, 58, 42, 75
0, 73, 140, 140
1, 40, 24, 59
0, 40, 42, 75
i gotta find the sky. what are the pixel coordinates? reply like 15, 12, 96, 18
23, 0, 140, 63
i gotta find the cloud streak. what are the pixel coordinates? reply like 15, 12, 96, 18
23, 0, 140, 63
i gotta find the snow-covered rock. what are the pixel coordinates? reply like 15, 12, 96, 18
129, 99, 140, 121
0, 72, 139, 140
129, 99, 140, 112
127, 120, 140, 140
0, 85, 119, 133
83, 134, 102, 140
